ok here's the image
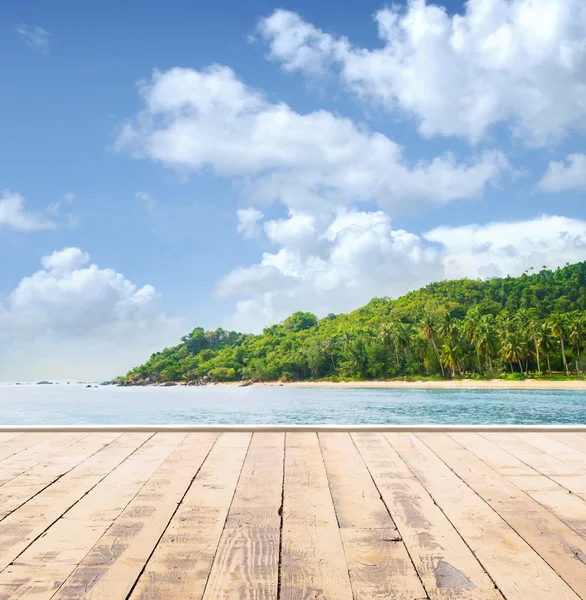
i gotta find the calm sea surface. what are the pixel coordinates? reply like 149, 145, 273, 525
0, 383, 585, 425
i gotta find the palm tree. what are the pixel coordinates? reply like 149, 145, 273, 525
500, 331, 525, 374
476, 316, 497, 374
463, 312, 482, 374
440, 340, 460, 379
420, 314, 445, 377
538, 322, 555, 376
569, 314, 584, 376
549, 313, 570, 375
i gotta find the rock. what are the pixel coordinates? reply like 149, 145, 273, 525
86, 384, 92, 388
238, 381, 253, 387
37, 381, 52, 385
161, 382, 177, 387
94, 385, 98, 388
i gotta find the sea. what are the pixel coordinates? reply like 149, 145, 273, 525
0, 383, 585, 425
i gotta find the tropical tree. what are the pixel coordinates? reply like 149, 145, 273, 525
569, 314, 584, 376
549, 313, 570, 374
420, 314, 445, 377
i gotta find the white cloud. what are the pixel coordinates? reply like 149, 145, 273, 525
426, 214, 586, 279
0, 248, 182, 380
218, 211, 586, 332
237, 207, 264, 239
117, 65, 507, 214
539, 153, 586, 192
136, 191, 157, 213
0, 190, 58, 232
259, 2, 586, 145
15, 24, 51, 54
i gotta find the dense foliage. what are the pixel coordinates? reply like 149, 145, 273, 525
122, 262, 586, 383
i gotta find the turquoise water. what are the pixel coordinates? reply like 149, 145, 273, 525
0, 384, 585, 425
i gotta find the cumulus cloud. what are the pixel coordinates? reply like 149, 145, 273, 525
426, 215, 586, 279
0, 248, 182, 380
0, 190, 58, 232
15, 24, 52, 54
237, 207, 264, 239
259, 2, 586, 145
218, 211, 586, 332
539, 153, 586, 192
116, 65, 507, 214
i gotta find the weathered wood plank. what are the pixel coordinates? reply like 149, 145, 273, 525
0, 434, 84, 488
516, 433, 586, 468
200, 433, 283, 600
451, 432, 586, 540
0, 435, 51, 464
64, 432, 249, 600
224, 432, 284, 529
319, 432, 426, 600
0, 433, 148, 573
547, 433, 586, 454
484, 432, 586, 499
388, 433, 580, 600
319, 432, 397, 530
0, 435, 109, 519
0, 433, 209, 600
125, 432, 250, 600
340, 528, 428, 600
353, 432, 501, 600
280, 432, 353, 600
418, 432, 586, 598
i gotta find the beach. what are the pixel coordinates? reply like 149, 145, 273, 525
247, 379, 586, 389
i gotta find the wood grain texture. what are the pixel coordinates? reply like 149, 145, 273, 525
419, 432, 586, 598
0, 430, 583, 599
201, 433, 284, 600
0, 432, 202, 600
483, 432, 586, 499
127, 432, 251, 600
319, 432, 397, 530
0, 433, 147, 572
353, 432, 502, 600
51, 432, 220, 600
0, 434, 83, 488
451, 432, 586, 540
341, 528, 427, 600
280, 432, 353, 600
388, 433, 581, 600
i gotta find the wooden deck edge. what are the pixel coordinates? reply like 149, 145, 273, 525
0, 424, 585, 432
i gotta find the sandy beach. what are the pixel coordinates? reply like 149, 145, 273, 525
245, 379, 586, 390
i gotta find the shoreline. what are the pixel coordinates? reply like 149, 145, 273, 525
233, 379, 586, 390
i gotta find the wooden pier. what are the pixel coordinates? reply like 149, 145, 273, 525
0, 428, 585, 599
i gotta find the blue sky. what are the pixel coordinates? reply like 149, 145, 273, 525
1, 0, 586, 380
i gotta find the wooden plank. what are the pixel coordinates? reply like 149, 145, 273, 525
319, 432, 426, 600
353, 432, 501, 600
418, 432, 586, 598
319, 432, 397, 530
547, 433, 586, 454
201, 432, 283, 600
0, 434, 121, 519
516, 433, 586, 468
54, 433, 247, 600
0, 435, 51, 463
279, 432, 353, 600
482, 432, 576, 476
0, 433, 149, 572
387, 433, 581, 600
484, 432, 586, 499
224, 432, 284, 529
451, 432, 586, 540
0, 434, 84, 487
0, 433, 211, 600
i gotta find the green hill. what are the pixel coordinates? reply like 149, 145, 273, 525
121, 262, 586, 384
